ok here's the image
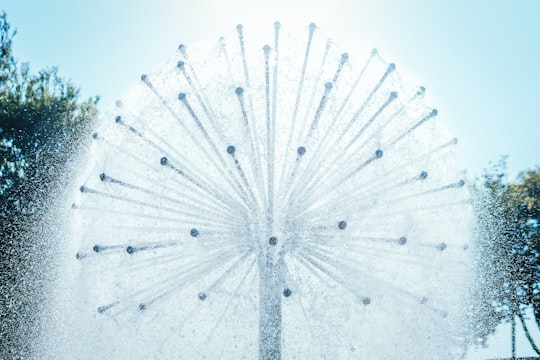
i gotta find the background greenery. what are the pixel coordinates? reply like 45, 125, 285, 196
471, 159, 540, 355
1, 12, 98, 358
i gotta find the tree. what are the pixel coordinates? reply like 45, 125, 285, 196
472, 157, 540, 356
0, 11, 98, 358
1, 11, 98, 215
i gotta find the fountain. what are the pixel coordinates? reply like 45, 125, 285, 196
44, 22, 473, 359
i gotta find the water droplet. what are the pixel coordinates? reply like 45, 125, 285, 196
362, 297, 371, 305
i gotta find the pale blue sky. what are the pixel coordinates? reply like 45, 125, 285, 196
3, 1, 540, 180
2, 1, 539, 356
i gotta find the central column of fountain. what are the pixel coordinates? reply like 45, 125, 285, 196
259, 36, 283, 358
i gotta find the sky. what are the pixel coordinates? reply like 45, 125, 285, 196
2, 0, 540, 357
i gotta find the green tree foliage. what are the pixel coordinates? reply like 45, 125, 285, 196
1, 11, 98, 214
0, 11, 98, 358
473, 158, 540, 354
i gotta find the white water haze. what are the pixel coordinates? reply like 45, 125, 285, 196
43, 22, 473, 359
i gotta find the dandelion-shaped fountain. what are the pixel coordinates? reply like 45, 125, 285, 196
66, 22, 473, 359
